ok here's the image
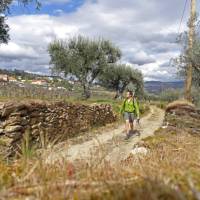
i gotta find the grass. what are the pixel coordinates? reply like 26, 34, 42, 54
0, 103, 199, 199
166, 99, 195, 112
1, 85, 196, 199
150, 100, 168, 110
0, 129, 200, 199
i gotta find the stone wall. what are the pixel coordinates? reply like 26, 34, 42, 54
0, 101, 117, 157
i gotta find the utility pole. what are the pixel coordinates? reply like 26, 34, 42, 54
184, 0, 196, 101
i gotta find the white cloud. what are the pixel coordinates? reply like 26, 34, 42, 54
0, 0, 190, 81
0, 42, 38, 59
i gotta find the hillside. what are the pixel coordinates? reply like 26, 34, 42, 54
144, 81, 184, 94
0, 68, 61, 81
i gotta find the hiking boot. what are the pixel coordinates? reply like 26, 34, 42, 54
124, 134, 129, 140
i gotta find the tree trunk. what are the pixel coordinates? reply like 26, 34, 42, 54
114, 89, 122, 99
82, 83, 91, 99
185, 0, 196, 101
114, 85, 125, 99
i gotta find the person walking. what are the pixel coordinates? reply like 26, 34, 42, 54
120, 90, 140, 139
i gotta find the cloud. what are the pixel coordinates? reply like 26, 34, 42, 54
124, 49, 155, 66
0, 0, 189, 80
53, 9, 64, 15
0, 42, 38, 60
0, 15, 78, 74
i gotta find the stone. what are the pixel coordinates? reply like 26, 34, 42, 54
131, 147, 148, 156
0, 101, 117, 157
30, 118, 38, 125
5, 132, 22, 141
30, 111, 40, 118
0, 128, 4, 135
31, 124, 39, 129
21, 118, 28, 126
0, 136, 13, 146
31, 129, 40, 136
3, 116, 22, 127
10, 112, 22, 117
2, 105, 16, 117
2, 103, 26, 117
5, 125, 23, 133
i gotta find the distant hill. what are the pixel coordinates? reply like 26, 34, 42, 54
0, 69, 62, 80
144, 81, 184, 94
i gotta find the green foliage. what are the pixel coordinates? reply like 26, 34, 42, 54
174, 25, 200, 90
0, 15, 9, 43
99, 64, 144, 99
48, 35, 121, 99
52, 78, 72, 90
190, 39, 200, 88
159, 88, 183, 102
192, 87, 200, 107
145, 88, 183, 105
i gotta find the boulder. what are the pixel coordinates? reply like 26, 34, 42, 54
1, 103, 26, 117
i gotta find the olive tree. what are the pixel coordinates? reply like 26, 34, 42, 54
48, 35, 121, 99
99, 64, 144, 99
0, 0, 41, 44
174, 17, 200, 89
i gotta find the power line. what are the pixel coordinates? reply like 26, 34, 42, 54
178, 0, 188, 35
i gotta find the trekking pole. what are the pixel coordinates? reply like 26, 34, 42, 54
136, 118, 141, 128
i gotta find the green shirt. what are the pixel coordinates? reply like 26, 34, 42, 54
120, 98, 140, 118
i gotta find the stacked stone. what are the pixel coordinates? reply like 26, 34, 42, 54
0, 101, 117, 157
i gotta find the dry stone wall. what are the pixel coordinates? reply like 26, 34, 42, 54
0, 101, 117, 157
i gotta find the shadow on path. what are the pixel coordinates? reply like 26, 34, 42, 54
125, 130, 141, 140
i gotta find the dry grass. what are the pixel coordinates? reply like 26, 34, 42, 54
0, 101, 199, 200
166, 99, 195, 112
0, 127, 199, 199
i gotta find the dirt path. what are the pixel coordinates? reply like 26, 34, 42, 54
45, 106, 165, 165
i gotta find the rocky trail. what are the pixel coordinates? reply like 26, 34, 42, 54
46, 106, 165, 165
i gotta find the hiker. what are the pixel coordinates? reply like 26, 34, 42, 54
120, 91, 140, 138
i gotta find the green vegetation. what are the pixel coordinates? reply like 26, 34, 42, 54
146, 87, 200, 108
175, 31, 200, 89
173, 20, 200, 101
99, 64, 144, 99
48, 35, 121, 99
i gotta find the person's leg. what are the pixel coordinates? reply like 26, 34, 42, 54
123, 112, 130, 135
129, 113, 135, 135
130, 121, 134, 131
125, 120, 130, 135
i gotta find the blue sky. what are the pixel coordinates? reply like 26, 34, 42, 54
0, 0, 196, 81
10, 0, 85, 16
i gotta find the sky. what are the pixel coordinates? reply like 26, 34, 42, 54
0, 0, 197, 81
